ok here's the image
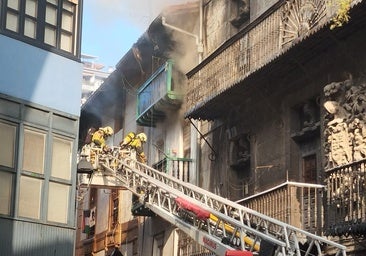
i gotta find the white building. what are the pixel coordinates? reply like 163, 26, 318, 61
81, 54, 113, 105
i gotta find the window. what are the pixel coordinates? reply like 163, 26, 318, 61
18, 175, 42, 219
22, 129, 45, 174
0, 97, 78, 225
0, 122, 16, 168
48, 136, 72, 223
18, 128, 46, 219
47, 182, 70, 223
0, 122, 17, 216
303, 154, 317, 183
0, 171, 13, 215
51, 137, 72, 180
2, 0, 80, 56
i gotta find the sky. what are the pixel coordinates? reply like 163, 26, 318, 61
81, 0, 189, 70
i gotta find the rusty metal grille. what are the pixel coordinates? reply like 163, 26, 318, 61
325, 159, 366, 237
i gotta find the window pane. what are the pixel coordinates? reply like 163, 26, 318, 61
63, 1, 74, 12
44, 26, 56, 46
47, 0, 58, 4
0, 122, 16, 168
46, 5, 57, 25
23, 129, 45, 174
0, 172, 13, 215
24, 18, 37, 38
6, 12, 19, 32
8, 0, 20, 10
62, 12, 73, 32
60, 32, 72, 52
51, 137, 72, 180
47, 182, 69, 223
25, 0, 37, 17
18, 176, 42, 219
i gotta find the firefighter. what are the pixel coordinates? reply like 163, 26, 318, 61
133, 132, 148, 163
119, 131, 136, 148
120, 132, 147, 163
91, 126, 114, 152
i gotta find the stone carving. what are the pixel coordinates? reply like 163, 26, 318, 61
281, 0, 326, 48
323, 76, 366, 169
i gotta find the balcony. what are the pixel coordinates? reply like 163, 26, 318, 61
185, 0, 351, 120
136, 60, 183, 127
153, 157, 192, 182
238, 181, 325, 235
325, 159, 366, 237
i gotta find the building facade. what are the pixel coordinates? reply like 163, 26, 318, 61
0, 0, 83, 255
81, 54, 112, 105
78, 0, 366, 255
185, 0, 366, 255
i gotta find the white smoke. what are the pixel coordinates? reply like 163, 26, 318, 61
86, 0, 190, 31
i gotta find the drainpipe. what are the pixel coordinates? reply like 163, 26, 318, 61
162, 0, 203, 186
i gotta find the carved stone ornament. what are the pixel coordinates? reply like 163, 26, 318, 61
323, 76, 366, 169
281, 0, 326, 48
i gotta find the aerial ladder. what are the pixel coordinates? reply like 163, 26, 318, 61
77, 146, 347, 256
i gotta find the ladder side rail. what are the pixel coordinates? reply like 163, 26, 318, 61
117, 158, 347, 255
106, 161, 288, 253
129, 158, 347, 255
97, 153, 347, 256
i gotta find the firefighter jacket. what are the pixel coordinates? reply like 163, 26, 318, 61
120, 132, 136, 148
92, 129, 107, 148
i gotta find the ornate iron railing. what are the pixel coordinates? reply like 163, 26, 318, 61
325, 159, 366, 237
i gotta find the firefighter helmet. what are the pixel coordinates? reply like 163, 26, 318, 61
136, 132, 147, 142
102, 126, 114, 136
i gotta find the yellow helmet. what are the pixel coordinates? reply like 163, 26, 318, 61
136, 132, 147, 142
102, 126, 114, 136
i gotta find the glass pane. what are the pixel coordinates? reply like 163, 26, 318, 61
25, 0, 37, 17
44, 26, 56, 46
51, 137, 72, 180
62, 11, 73, 32
47, 182, 69, 223
24, 18, 37, 38
18, 176, 42, 219
0, 172, 13, 215
7, 0, 19, 10
23, 129, 45, 174
60, 33, 72, 52
63, 1, 74, 12
47, 0, 58, 4
46, 5, 57, 25
6, 12, 19, 32
0, 122, 16, 168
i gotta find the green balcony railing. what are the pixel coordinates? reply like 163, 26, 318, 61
136, 60, 183, 126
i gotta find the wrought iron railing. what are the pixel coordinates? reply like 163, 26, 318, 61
238, 181, 325, 235
325, 159, 366, 237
